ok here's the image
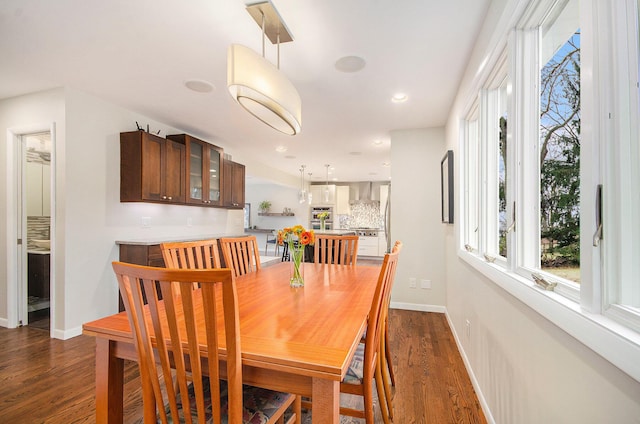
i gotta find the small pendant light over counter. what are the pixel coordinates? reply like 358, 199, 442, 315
298, 165, 307, 204
324, 164, 331, 204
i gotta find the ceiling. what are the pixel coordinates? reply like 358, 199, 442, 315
0, 0, 490, 184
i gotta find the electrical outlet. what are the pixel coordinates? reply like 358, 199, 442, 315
409, 277, 417, 288
141, 216, 151, 228
465, 319, 471, 338
420, 279, 431, 289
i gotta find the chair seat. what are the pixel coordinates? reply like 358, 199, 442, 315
163, 377, 295, 424
343, 343, 366, 385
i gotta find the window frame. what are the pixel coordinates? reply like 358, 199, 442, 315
601, 0, 640, 332
458, 0, 640, 384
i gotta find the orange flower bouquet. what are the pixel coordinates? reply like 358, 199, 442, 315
278, 225, 315, 287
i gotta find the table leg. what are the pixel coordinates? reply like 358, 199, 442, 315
311, 377, 340, 423
95, 338, 124, 424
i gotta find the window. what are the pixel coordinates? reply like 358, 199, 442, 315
463, 104, 479, 251
498, 81, 509, 259
602, 0, 640, 331
539, 27, 581, 284
459, 0, 640, 380
476, 57, 509, 262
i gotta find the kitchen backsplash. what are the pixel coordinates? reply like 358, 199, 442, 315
339, 201, 382, 229
27, 216, 50, 250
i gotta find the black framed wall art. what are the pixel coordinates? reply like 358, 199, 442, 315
441, 150, 454, 224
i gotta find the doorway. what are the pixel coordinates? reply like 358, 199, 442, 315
23, 132, 52, 331
9, 128, 54, 334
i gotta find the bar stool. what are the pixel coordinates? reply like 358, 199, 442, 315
265, 231, 279, 256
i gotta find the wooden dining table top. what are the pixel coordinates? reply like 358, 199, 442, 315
83, 261, 381, 382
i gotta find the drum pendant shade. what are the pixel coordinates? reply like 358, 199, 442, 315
227, 44, 302, 135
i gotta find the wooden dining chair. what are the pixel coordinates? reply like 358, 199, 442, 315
378, 240, 403, 419
301, 243, 400, 423
160, 239, 222, 270
356, 240, 403, 420
339, 244, 401, 424
112, 262, 300, 424
313, 234, 359, 265
219, 236, 262, 277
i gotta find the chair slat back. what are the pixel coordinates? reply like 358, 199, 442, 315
313, 235, 359, 265
161, 239, 222, 271
112, 262, 242, 424
219, 236, 261, 277
363, 242, 401, 374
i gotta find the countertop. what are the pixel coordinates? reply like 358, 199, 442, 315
115, 233, 247, 246
313, 229, 357, 235
28, 249, 51, 255
115, 230, 359, 246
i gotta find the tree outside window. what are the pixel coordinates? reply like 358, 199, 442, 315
539, 31, 581, 283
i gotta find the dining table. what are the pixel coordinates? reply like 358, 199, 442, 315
82, 260, 382, 423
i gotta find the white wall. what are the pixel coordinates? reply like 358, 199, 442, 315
1, 88, 244, 337
444, 0, 640, 422
389, 128, 447, 310
0, 88, 65, 324
245, 183, 306, 228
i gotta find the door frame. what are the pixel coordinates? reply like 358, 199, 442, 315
6, 122, 56, 337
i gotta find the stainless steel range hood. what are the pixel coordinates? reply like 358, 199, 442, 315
349, 182, 382, 204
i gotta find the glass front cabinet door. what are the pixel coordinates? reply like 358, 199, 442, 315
167, 134, 223, 206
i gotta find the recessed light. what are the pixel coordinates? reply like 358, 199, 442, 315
284, 155, 296, 159
382, 162, 390, 167
391, 93, 408, 103
184, 79, 215, 93
335, 56, 366, 73
373, 140, 383, 145
275, 145, 288, 153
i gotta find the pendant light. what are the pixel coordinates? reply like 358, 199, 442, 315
298, 165, 307, 204
227, 1, 301, 135
307, 172, 313, 203
324, 164, 331, 203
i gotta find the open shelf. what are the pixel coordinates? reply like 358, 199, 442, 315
258, 212, 295, 216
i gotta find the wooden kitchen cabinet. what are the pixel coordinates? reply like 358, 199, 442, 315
117, 243, 166, 311
118, 243, 166, 268
120, 131, 186, 203
28, 253, 50, 300
222, 160, 245, 208
167, 134, 223, 207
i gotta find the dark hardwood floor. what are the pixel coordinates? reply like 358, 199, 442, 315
0, 310, 486, 424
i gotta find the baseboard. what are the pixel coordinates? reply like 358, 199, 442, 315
0, 318, 10, 328
444, 310, 496, 424
389, 302, 446, 313
52, 326, 83, 340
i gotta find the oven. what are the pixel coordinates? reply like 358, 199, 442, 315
310, 206, 334, 230
310, 220, 333, 231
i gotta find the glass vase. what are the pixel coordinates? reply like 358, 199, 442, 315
320, 219, 326, 231
289, 244, 305, 287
